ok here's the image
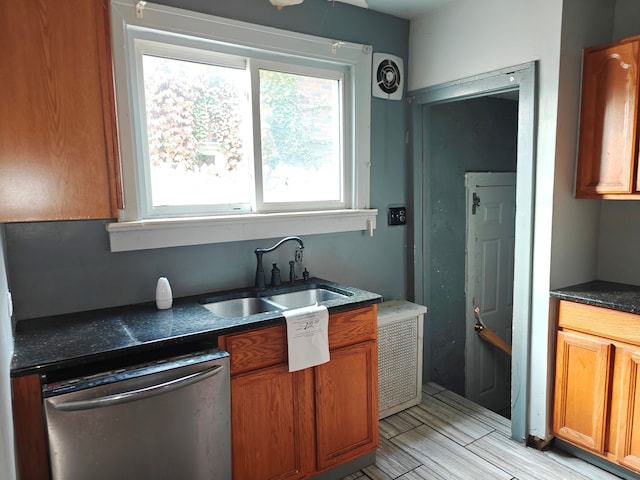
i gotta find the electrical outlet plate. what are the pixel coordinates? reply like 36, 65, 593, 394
295, 248, 303, 262
388, 207, 407, 226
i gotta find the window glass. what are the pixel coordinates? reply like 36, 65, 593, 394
142, 54, 252, 209
259, 70, 342, 204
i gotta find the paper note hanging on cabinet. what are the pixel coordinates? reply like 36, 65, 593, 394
284, 304, 330, 372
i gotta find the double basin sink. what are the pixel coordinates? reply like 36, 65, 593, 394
201, 283, 352, 318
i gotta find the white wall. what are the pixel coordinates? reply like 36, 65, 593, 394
597, 0, 640, 287
408, 0, 562, 91
0, 227, 16, 480
409, 0, 615, 439
409, 0, 563, 440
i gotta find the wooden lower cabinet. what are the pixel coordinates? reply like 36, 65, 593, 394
316, 341, 378, 470
616, 347, 640, 471
219, 305, 379, 480
553, 300, 640, 475
11, 375, 49, 480
553, 330, 612, 452
231, 364, 315, 480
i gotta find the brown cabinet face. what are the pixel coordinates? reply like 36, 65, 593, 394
315, 340, 378, 470
616, 347, 640, 471
0, 0, 121, 222
553, 330, 612, 453
576, 38, 640, 198
230, 364, 315, 480
553, 300, 640, 476
219, 305, 378, 479
11, 375, 49, 480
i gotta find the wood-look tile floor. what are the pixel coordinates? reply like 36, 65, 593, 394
342, 383, 623, 480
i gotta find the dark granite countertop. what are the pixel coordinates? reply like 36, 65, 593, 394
550, 280, 640, 314
11, 278, 382, 378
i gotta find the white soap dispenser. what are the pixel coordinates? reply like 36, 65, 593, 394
155, 277, 173, 310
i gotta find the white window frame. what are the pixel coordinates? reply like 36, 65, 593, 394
108, 0, 377, 251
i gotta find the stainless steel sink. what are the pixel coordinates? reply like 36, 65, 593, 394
201, 285, 352, 318
267, 288, 349, 309
202, 297, 281, 317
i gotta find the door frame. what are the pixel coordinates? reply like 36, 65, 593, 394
408, 62, 536, 441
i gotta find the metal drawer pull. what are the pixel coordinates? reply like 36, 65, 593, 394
53, 364, 224, 412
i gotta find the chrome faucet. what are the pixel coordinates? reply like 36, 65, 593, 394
255, 236, 304, 289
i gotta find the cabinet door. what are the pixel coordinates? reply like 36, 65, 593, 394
553, 330, 613, 452
616, 347, 640, 471
315, 340, 378, 471
576, 39, 640, 196
0, 0, 121, 221
230, 364, 315, 480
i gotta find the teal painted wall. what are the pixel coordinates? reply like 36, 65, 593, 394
4, 0, 410, 320
0, 226, 16, 480
425, 97, 518, 395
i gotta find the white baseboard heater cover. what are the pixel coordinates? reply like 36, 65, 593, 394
377, 300, 427, 419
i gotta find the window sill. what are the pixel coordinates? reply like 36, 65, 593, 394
106, 209, 378, 252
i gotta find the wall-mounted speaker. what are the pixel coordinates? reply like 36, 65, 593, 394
372, 52, 404, 101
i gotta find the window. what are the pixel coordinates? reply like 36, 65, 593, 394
109, 1, 376, 251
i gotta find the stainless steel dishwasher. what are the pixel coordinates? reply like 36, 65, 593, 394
43, 349, 230, 480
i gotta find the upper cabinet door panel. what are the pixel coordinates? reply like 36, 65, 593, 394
0, 0, 121, 222
576, 40, 640, 196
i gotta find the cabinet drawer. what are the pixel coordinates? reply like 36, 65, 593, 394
220, 305, 377, 375
221, 325, 287, 375
328, 305, 377, 350
558, 300, 640, 345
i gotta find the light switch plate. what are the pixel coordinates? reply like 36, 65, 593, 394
388, 207, 407, 226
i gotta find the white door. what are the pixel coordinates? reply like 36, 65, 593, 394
464, 172, 515, 415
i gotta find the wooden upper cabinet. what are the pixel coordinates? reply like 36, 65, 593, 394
0, 0, 122, 222
576, 37, 640, 198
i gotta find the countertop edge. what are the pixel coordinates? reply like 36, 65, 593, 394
550, 280, 640, 316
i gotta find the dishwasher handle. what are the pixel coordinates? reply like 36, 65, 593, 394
52, 364, 224, 412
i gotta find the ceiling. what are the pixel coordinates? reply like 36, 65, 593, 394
335, 0, 452, 19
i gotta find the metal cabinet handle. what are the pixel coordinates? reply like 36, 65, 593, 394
53, 364, 224, 412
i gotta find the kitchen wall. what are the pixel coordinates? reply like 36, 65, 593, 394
4, 0, 410, 321
550, 0, 612, 291
597, 0, 640, 287
0, 227, 16, 480
427, 97, 517, 395
409, 0, 617, 440
409, 0, 564, 440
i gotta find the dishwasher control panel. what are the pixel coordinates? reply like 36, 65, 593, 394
42, 349, 227, 397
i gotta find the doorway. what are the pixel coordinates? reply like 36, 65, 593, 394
409, 62, 536, 441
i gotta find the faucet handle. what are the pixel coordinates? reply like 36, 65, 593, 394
270, 262, 282, 287
289, 260, 296, 282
